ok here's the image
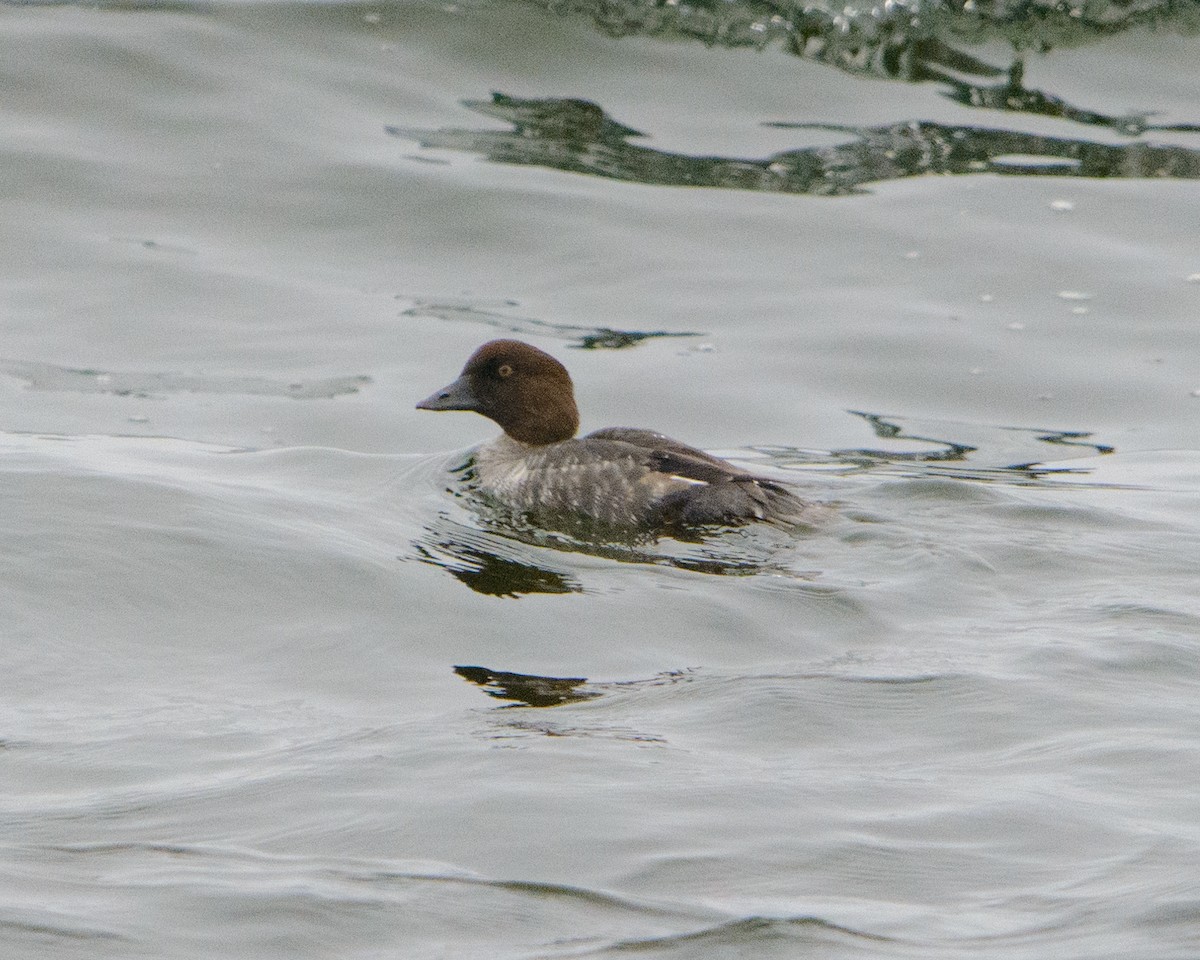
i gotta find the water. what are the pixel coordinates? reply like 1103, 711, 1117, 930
3, 1, 1200, 957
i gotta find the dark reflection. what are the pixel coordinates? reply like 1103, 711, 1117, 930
454, 665, 600, 707
411, 497, 809, 597
400, 298, 703, 349
390, 92, 791, 192
926, 60, 1200, 137
752, 410, 1117, 485
842, 410, 1114, 463
412, 538, 581, 597
526, 0, 1198, 131
390, 93, 1200, 197
842, 411, 978, 463
453, 663, 951, 710
532, 0, 1185, 72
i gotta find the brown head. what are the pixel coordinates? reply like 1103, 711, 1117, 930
415, 339, 581, 445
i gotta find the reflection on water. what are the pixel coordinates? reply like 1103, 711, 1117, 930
400, 298, 703, 349
454, 663, 955, 710
756, 411, 1119, 485
841, 411, 1115, 463
414, 536, 582, 597
453, 665, 601, 706
928, 60, 1200, 136
390, 0, 1200, 195
391, 92, 1200, 196
411, 508, 808, 597
528, 0, 1199, 112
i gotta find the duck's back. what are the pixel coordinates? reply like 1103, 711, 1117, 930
471, 428, 810, 530
588, 428, 809, 526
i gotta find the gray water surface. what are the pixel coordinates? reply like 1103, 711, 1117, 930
3, 1, 1200, 957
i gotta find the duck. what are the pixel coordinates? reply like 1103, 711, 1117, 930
416, 339, 812, 530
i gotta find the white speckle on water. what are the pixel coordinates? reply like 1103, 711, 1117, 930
1057, 290, 1092, 301
979, 293, 994, 303
1049, 199, 1075, 211
1071, 306, 1090, 315
1007, 321, 1026, 331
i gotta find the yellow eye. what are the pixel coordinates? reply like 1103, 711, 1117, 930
497, 364, 513, 378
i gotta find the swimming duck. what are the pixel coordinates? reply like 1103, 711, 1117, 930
417, 339, 810, 529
